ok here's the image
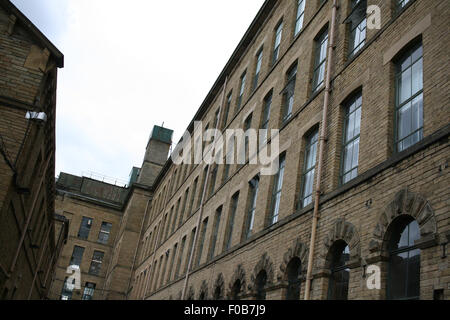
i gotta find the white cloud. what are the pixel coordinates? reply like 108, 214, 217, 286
11, 0, 265, 182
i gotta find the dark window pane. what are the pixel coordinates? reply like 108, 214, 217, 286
255, 271, 267, 300
70, 246, 85, 267
78, 217, 92, 240
328, 244, 350, 300
98, 222, 112, 244
225, 193, 239, 250
388, 219, 421, 300
286, 257, 301, 300
89, 251, 104, 275
82, 282, 96, 300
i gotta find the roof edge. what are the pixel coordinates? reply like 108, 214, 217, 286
152, 0, 277, 189
0, 0, 64, 68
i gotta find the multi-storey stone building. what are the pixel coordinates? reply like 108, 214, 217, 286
47, 173, 129, 300
49, 127, 174, 300
0, 0, 67, 300
127, 0, 449, 301
50, 0, 449, 301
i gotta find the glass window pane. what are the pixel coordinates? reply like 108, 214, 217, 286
347, 112, 355, 141
328, 244, 350, 300
271, 155, 285, 222
343, 143, 352, 172
342, 172, 350, 184
411, 45, 422, 62
98, 222, 112, 244
398, 101, 412, 140
277, 167, 285, 191
70, 246, 85, 267
273, 193, 281, 223
320, 40, 327, 62
411, 94, 423, 132
295, 0, 305, 35
312, 31, 328, 91
354, 107, 361, 136
399, 68, 412, 104
411, 59, 423, 95
318, 63, 325, 86
78, 217, 92, 240
407, 249, 421, 298
304, 171, 314, 200
400, 54, 411, 72
301, 130, 318, 207
341, 93, 361, 184
389, 252, 408, 299
388, 219, 421, 300
275, 24, 283, 46
408, 220, 420, 246
352, 139, 360, 169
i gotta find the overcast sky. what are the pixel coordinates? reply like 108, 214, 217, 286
10, 0, 265, 185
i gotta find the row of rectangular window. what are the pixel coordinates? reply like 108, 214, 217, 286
222, 0, 416, 132
148, 41, 423, 271
152, 1, 416, 215
141, 14, 424, 291
149, 21, 336, 219
186, 43, 423, 266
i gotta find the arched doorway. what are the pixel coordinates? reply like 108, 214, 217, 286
285, 257, 302, 300
327, 240, 350, 300
387, 216, 420, 300
255, 270, 267, 300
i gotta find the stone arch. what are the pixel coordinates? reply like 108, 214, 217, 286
278, 238, 309, 282
369, 188, 437, 253
213, 273, 225, 300
227, 264, 246, 299
319, 218, 361, 269
198, 280, 208, 300
249, 253, 274, 292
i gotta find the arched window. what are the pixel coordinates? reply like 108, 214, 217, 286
255, 270, 267, 300
231, 280, 241, 300
327, 241, 350, 300
387, 217, 420, 300
286, 257, 302, 300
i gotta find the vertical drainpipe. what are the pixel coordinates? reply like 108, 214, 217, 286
181, 76, 228, 300
304, 0, 338, 300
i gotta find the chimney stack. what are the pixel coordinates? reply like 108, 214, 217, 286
137, 125, 173, 186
